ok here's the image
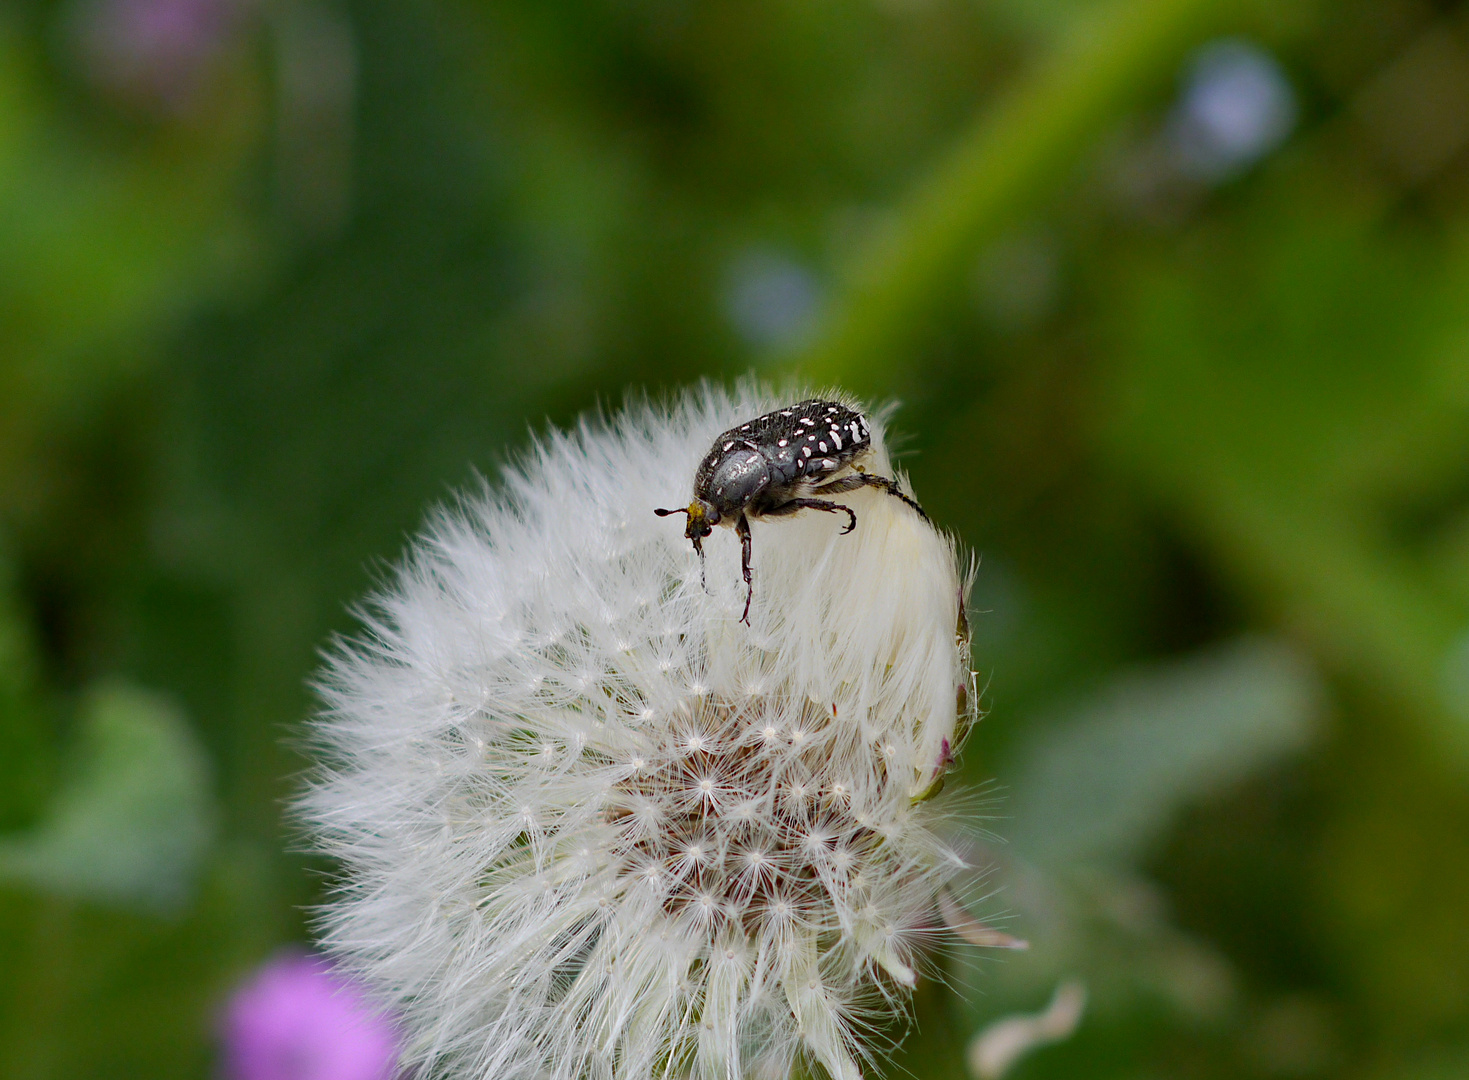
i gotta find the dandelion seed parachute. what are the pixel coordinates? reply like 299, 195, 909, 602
299, 385, 982, 1080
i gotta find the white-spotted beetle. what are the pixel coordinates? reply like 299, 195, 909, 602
656, 398, 928, 624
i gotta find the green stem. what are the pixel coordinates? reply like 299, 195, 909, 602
782, 0, 1253, 394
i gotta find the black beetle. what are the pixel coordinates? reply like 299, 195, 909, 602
656, 398, 928, 624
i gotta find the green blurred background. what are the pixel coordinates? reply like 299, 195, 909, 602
4, 0, 1469, 1076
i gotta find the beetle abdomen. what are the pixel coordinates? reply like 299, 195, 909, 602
696, 398, 871, 498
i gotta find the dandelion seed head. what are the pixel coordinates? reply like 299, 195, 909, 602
299, 385, 980, 1080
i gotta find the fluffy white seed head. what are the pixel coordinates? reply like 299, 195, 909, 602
299, 385, 980, 1080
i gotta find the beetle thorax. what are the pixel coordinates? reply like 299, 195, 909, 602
704, 448, 770, 516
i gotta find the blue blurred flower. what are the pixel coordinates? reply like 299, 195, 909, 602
722, 248, 822, 349
1169, 39, 1297, 181
221, 953, 401, 1080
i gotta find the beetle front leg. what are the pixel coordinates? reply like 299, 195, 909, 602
692, 533, 708, 592
737, 512, 754, 625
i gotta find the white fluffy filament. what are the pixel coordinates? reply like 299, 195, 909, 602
300, 385, 979, 1080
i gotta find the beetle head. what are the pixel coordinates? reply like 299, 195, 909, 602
654, 499, 720, 548
655, 500, 719, 590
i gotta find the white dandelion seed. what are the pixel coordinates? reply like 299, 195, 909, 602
299, 384, 985, 1080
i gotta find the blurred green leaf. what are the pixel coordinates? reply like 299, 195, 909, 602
0, 540, 50, 833
1370, 1045, 1469, 1080
1006, 637, 1319, 868
1101, 175, 1469, 764
946, 640, 1316, 1047
0, 683, 215, 913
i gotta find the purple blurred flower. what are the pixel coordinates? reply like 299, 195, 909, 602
221, 952, 401, 1080
68, 0, 254, 113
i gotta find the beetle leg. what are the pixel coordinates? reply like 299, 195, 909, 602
765, 497, 858, 534
737, 512, 754, 625
691, 533, 708, 592
812, 472, 929, 522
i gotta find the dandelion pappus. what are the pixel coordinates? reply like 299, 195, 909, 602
656, 398, 929, 624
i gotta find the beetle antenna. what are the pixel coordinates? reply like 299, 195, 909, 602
656, 506, 708, 591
